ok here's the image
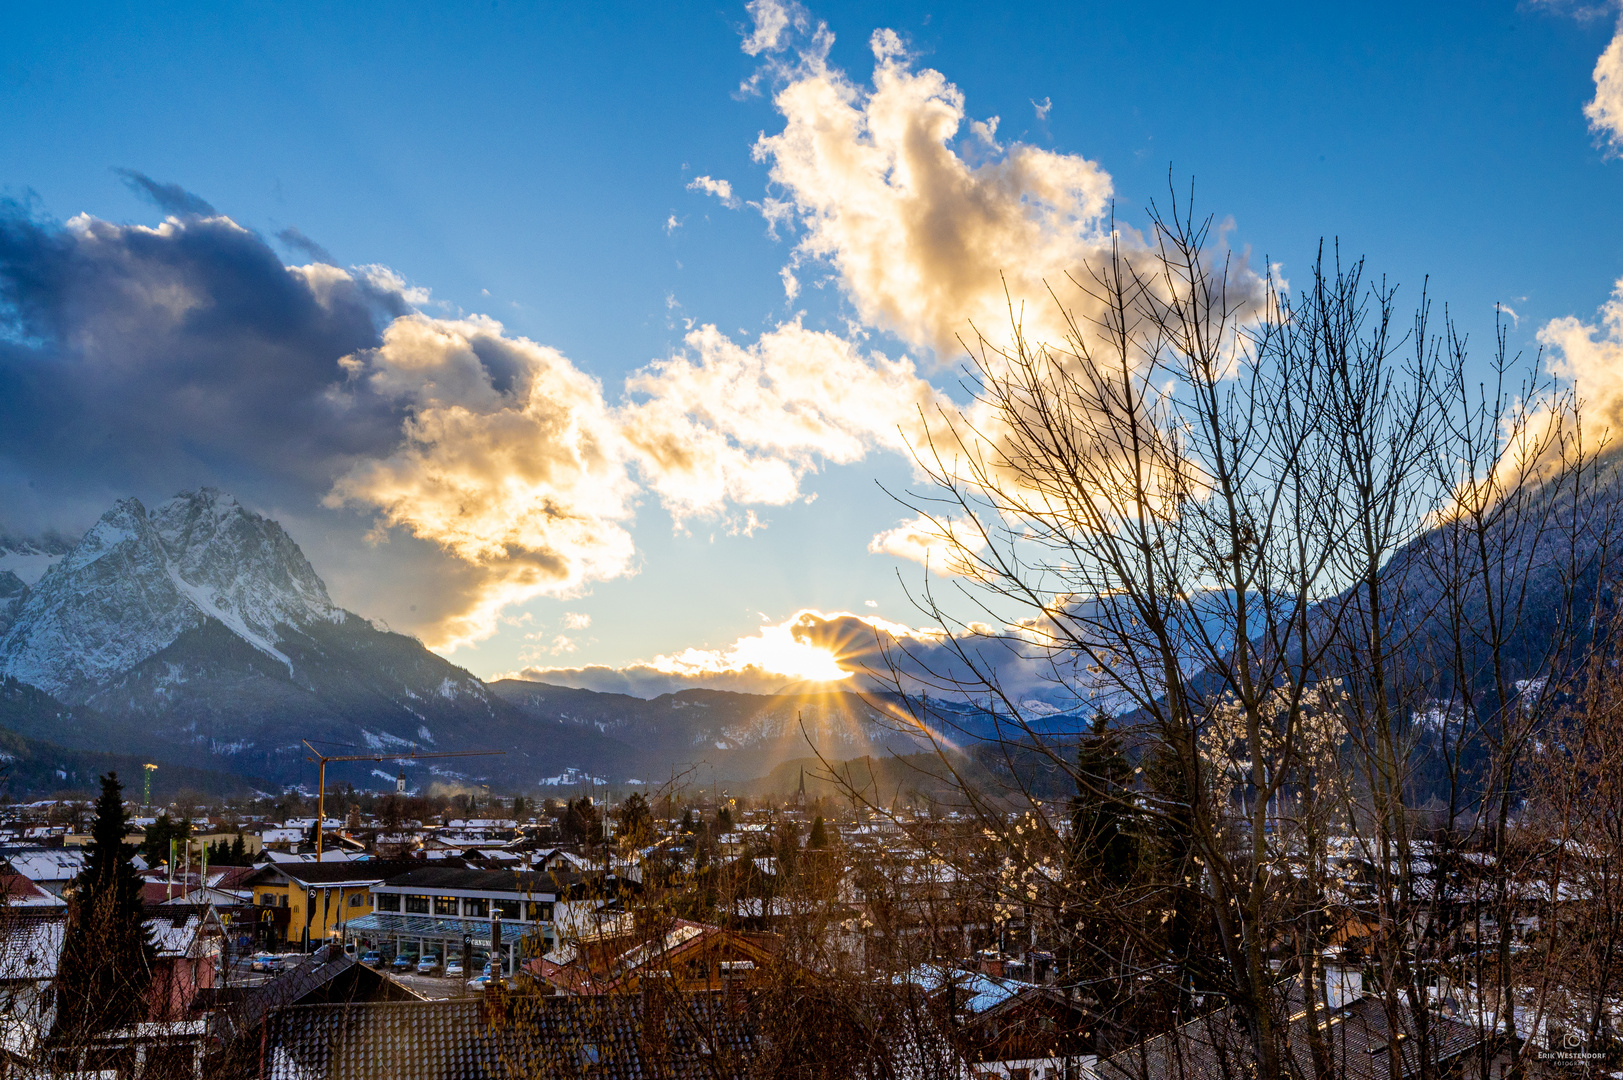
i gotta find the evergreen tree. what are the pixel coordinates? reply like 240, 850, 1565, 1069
808, 814, 828, 849
1069, 713, 1138, 886
615, 792, 655, 847
139, 813, 191, 869
230, 834, 247, 863
54, 773, 155, 1038
679, 807, 696, 835
716, 804, 733, 832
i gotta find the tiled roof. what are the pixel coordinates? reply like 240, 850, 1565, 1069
226, 944, 423, 1034
262, 993, 757, 1079
1097, 984, 1483, 1080
0, 916, 65, 980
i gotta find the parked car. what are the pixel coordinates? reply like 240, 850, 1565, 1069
359, 951, 382, 966
416, 954, 441, 974
392, 953, 418, 972
249, 953, 284, 972
445, 958, 464, 977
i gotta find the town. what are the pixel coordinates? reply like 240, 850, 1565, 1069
0, 751, 1610, 1079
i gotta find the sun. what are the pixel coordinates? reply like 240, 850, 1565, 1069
653, 616, 852, 683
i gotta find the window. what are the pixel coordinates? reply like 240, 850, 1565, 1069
493, 899, 520, 920
375, 893, 400, 912
463, 897, 489, 918
405, 895, 430, 914
526, 901, 553, 922
260, 894, 277, 907
348, 893, 365, 908
434, 896, 459, 916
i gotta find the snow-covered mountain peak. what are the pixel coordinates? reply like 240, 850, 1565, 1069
0, 489, 340, 699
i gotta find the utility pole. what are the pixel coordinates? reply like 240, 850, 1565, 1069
301, 741, 504, 859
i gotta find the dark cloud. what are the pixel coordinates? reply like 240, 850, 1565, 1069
112, 169, 216, 217
275, 225, 336, 266
0, 199, 411, 534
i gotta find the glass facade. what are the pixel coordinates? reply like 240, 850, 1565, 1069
404, 895, 430, 914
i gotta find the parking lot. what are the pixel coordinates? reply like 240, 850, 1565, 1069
221, 951, 514, 1000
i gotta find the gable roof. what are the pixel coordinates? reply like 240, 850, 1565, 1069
0, 874, 65, 909
222, 944, 423, 1036
261, 993, 757, 1079
0, 917, 65, 981
532, 920, 782, 996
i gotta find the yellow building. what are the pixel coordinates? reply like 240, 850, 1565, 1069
243, 861, 410, 949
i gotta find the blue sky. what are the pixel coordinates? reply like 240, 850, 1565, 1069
4, 0, 1623, 689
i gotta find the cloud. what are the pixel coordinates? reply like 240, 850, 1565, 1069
1538, 275, 1623, 432
868, 513, 986, 574
1587, 17, 1623, 151
741, 0, 806, 57
563, 612, 592, 630
276, 225, 336, 266
325, 314, 640, 649
113, 170, 216, 217
752, 28, 1118, 360
686, 175, 740, 209
512, 607, 1112, 717
620, 320, 947, 520
1032, 96, 1052, 122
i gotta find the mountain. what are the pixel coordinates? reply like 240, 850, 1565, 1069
0, 534, 70, 637
0, 489, 941, 793
487, 680, 941, 784
0, 490, 641, 791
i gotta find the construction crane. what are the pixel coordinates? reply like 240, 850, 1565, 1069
301, 740, 504, 859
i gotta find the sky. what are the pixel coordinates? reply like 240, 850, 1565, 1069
5, 0, 1623, 694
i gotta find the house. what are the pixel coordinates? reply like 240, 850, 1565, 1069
0, 908, 220, 1078
913, 967, 1096, 1080
143, 905, 226, 1022
243, 859, 420, 951
0, 916, 65, 1072
530, 918, 782, 996
1095, 980, 1488, 1080
207, 941, 422, 1049
257, 991, 758, 1079
346, 866, 639, 976
0, 848, 87, 897
0, 874, 66, 911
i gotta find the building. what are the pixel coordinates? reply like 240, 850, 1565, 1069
244, 860, 420, 950
1095, 980, 1488, 1080
257, 992, 758, 1079
341, 867, 638, 976
530, 918, 782, 996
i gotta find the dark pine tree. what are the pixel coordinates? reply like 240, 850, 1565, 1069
808, 814, 828, 849
1069, 713, 1138, 886
54, 772, 155, 1039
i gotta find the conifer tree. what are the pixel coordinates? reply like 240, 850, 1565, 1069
808, 814, 828, 849
54, 772, 155, 1038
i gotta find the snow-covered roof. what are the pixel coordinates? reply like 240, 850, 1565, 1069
2, 849, 86, 884
0, 918, 65, 981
